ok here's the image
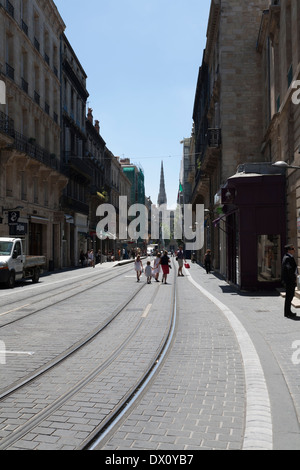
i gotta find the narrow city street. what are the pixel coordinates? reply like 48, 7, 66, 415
0, 259, 300, 451
2, 0, 300, 457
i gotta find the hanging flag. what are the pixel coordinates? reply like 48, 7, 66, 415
179, 182, 183, 193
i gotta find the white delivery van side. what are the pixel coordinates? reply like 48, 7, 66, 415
0, 238, 46, 288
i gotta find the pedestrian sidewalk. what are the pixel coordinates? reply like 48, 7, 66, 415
184, 263, 300, 450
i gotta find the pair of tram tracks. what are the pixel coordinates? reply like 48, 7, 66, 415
84, 266, 178, 451
0, 260, 178, 450
0, 263, 135, 329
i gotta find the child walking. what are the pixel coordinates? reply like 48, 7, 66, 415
145, 261, 153, 284
134, 255, 143, 282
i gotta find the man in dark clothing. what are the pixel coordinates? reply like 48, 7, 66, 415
282, 244, 298, 318
176, 246, 186, 277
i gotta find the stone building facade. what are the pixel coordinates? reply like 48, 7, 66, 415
60, 33, 90, 267
0, 0, 135, 270
186, 0, 300, 289
186, 0, 300, 288
257, 0, 300, 264
0, 0, 67, 269
191, 0, 267, 285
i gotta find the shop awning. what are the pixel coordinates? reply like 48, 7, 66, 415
213, 208, 239, 227
64, 214, 74, 224
30, 216, 49, 224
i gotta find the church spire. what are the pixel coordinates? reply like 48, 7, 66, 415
157, 161, 167, 206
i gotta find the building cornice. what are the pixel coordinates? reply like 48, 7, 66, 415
37, 0, 66, 36
204, 0, 220, 64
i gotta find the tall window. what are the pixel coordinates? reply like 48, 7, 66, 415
20, 172, 27, 201
33, 10, 40, 47
21, 49, 28, 93
5, 33, 14, 80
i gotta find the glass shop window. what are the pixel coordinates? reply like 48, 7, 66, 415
258, 235, 281, 282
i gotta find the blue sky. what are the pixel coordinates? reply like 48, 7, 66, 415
54, 0, 210, 207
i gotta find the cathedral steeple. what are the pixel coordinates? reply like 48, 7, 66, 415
157, 161, 167, 206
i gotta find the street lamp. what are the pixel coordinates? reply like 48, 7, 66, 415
272, 161, 300, 170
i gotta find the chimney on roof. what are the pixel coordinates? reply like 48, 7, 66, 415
120, 158, 131, 165
94, 120, 100, 134
87, 108, 93, 123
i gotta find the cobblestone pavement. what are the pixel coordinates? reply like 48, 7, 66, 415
1, 260, 300, 450
0, 261, 176, 450
101, 262, 300, 451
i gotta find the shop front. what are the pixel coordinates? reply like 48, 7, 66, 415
220, 165, 286, 291
75, 213, 89, 267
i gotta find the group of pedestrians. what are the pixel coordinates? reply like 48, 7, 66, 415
134, 246, 192, 284
133, 240, 300, 320
80, 250, 97, 268
134, 251, 172, 284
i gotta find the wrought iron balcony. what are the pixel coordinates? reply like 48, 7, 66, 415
34, 37, 40, 52
0, 110, 59, 172
21, 19, 28, 36
21, 77, 28, 94
0, 110, 14, 137
34, 91, 40, 106
6, 63, 14, 81
63, 151, 93, 180
6, 0, 14, 18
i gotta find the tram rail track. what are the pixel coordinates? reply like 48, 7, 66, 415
0, 259, 178, 450
0, 279, 145, 401
0, 263, 135, 329
83, 266, 178, 451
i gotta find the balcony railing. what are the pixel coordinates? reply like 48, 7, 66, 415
21, 77, 28, 94
0, 111, 14, 137
21, 19, 28, 36
61, 195, 89, 215
34, 37, 40, 52
0, 110, 59, 172
6, 63, 14, 81
64, 152, 93, 180
6, 0, 14, 18
34, 91, 40, 105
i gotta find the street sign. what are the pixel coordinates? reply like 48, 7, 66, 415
9, 222, 28, 236
8, 211, 20, 225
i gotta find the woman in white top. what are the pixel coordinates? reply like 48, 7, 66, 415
152, 253, 161, 282
134, 255, 143, 282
